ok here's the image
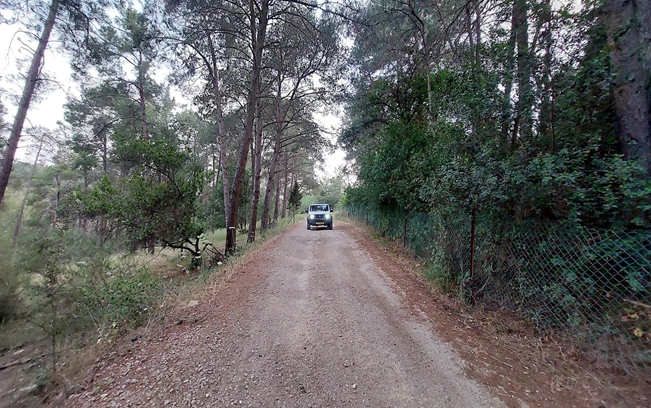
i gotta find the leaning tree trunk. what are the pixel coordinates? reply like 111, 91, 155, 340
605, 0, 651, 174
0, 0, 60, 205
225, 0, 269, 255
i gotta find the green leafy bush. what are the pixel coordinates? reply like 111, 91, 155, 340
0, 196, 21, 323
79, 264, 159, 331
0, 256, 19, 323
17, 229, 162, 350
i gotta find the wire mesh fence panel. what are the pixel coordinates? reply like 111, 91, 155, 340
503, 226, 651, 371
347, 206, 651, 373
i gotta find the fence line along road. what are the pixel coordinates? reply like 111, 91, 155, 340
347, 205, 651, 374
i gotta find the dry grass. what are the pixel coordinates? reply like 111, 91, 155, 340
0, 217, 301, 406
203, 217, 299, 301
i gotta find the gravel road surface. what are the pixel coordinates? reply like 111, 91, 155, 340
66, 221, 505, 407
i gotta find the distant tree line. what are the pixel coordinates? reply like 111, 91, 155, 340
0, 0, 348, 257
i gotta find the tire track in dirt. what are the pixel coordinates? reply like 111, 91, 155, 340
64, 221, 504, 407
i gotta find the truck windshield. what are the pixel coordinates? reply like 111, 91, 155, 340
310, 205, 329, 212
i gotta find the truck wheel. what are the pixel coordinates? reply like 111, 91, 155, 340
307, 223, 310, 230
328, 222, 333, 230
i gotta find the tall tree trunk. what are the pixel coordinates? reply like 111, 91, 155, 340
218, 146, 221, 188
208, 35, 231, 229
281, 153, 290, 218
274, 167, 283, 221
247, 100, 264, 243
226, 0, 269, 255
465, 3, 475, 53
137, 91, 149, 140
500, 4, 516, 156
606, 0, 651, 174
500, 5, 518, 155
102, 132, 108, 174
260, 78, 285, 230
13, 133, 44, 245
407, 2, 432, 121
260, 166, 275, 230
137, 50, 150, 140
538, 0, 553, 148
514, 0, 533, 146
0, 0, 60, 205
474, 0, 481, 65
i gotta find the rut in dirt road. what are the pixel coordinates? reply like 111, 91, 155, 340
67, 221, 505, 407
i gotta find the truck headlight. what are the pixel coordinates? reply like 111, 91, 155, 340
309, 214, 315, 219
325, 214, 331, 220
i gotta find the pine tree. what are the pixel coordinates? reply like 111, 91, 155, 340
287, 181, 303, 221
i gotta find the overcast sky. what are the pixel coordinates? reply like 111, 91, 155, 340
1, 23, 72, 136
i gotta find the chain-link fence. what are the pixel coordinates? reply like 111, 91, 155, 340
347, 205, 651, 373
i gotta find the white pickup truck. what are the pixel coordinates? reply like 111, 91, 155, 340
306, 203, 333, 230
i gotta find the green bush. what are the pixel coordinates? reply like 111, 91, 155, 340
0, 259, 19, 323
17, 230, 162, 350
0, 195, 20, 323
78, 262, 159, 332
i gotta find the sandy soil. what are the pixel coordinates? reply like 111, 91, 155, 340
62, 221, 505, 407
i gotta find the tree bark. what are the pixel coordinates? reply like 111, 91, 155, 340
281, 153, 290, 218
247, 99, 264, 243
208, 35, 232, 229
514, 0, 533, 145
0, 0, 60, 205
260, 166, 275, 230
500, 5, 517, 155
260, 77, 285, 230
274, 164, 283, 221
136, 52, 150, 141
226, 0, 269, 255
605, 0, 651, 174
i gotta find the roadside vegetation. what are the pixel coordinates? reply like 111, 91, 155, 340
0, 0, 349, 402
340, 0, 650, 375
1, 0, 649, 402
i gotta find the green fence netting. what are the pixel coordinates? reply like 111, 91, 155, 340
347, 205, 651, 373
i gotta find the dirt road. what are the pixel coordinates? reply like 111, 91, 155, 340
66, 221, 505, 407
